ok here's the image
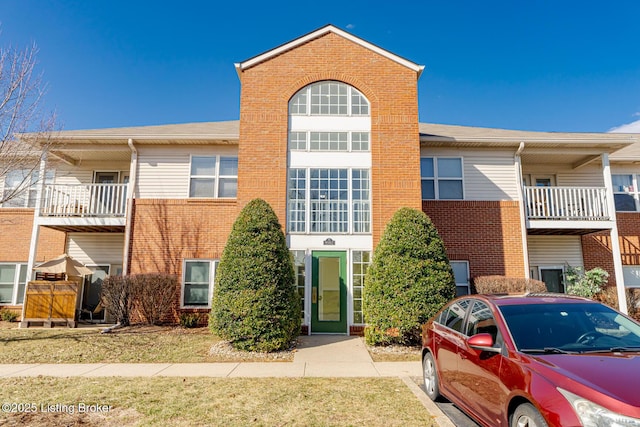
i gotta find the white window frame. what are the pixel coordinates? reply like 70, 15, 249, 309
0, 263, 28, 305
288, 131, 370, 152
351, 250, 371, 325
291, 250, 307, 322
287, 167, 371, 234
538, 265, 566, 293
450, 261, 470, 296
181, 259, 217, 308
623, 266, 640, 288
421, 157, 464, 200
1, 169, 55, 208
289, 81, 370, 117
188, 155, 238, 199
612, 174, 640, 212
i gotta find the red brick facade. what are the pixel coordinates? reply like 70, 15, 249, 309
582, 213, 640, 287
0, 209, 66, 262
237, 31, 422, 245
127, 198, 238, 319
422, 200, 526, 279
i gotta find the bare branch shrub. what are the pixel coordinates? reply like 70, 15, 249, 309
130, 273, 177, 325
101, 275, 134, 326
473, 276, 547, 294
595, 286, 640, 322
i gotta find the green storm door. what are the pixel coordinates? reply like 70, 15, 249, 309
311, 251, 347, 333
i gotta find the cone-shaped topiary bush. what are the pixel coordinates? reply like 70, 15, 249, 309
364, 207, 456, 346
209, 199, 300, 352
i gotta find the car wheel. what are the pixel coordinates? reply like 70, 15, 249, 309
511, 403, 548, 427
422, 352, 440, 401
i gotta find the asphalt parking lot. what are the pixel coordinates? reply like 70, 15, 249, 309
414, 377, 480, 427
434, 399, 480, 427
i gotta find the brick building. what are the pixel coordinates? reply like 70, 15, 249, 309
1, 25, 639, 333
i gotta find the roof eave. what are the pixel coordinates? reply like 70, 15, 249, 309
236, 24, 424, 77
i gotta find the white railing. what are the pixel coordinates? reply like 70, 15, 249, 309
523, 186, 609, 221
41, 184, 128, 217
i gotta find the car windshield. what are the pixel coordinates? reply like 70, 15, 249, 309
498, 302, 640, 353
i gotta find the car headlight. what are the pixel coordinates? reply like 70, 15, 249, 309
558, 388, 640, 427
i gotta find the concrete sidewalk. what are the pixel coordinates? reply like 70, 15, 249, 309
0, 335, 421, 378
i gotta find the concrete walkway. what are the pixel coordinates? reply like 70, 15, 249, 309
0, 335, 420, 378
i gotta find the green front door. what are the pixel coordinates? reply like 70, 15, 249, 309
311, 251, 347, 333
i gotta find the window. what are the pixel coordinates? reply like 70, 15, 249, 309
289, 81, 369, 117
1, 169, 54, 208
189, 156, 237, 198
291, 251, 306, 320
623, 266, 640, 287
421, 157, 463, 200
287, 168, 371, 234
464, 301, 500, 347
352, 251, 371, 324
612, 174, 639, 212
0, 263, 28, 304
439, 299, 468, 333
451, 261, 470, 296
182, 260, 217, 307
288, 131, 370, 152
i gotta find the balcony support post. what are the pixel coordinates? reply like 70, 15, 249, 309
602, 153, 628, 314
22, 154, 47, 325
123, 138, 137, 276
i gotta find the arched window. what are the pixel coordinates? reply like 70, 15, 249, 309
289, 81, 369, 116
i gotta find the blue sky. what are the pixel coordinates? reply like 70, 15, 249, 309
1, 0, 639, 133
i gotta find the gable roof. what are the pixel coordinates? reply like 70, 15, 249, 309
235, 24, 425, 77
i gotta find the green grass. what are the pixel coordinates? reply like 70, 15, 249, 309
0, 323, 293, 363
0, 377, 437, 426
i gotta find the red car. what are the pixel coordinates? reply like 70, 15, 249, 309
421, 293, 640, 427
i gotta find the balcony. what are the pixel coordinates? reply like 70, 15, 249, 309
38, 183, 128, 231
523, 186, 613, 234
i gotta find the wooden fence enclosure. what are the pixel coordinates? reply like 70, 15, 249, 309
19, 281, 78, 328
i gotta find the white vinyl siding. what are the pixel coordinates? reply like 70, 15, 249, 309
421, 148, 519, 200
53, 162, 130, 185
66, 233, 125, 265
136, 145, 238, 199
527, 236, 584, 268
555, 173, 604, 187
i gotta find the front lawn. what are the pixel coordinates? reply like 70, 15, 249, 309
0, 377, 437, 426
0, 323, 292, 363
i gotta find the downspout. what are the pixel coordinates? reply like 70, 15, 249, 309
602, 153, 628, 314
123, 138, 137, 275
514, 142, 530, 278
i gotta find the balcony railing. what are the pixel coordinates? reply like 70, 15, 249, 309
40, 184, 128, 217
523, 186, 610, 221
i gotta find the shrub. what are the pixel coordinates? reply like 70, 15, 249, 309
0, 308, 18, 322
101, 275, 134, 326
363, 208, 456, 346
179, 312, 201, 328
473, 276, 547, 294
565, 265, 609, 298
130, 273, 177, 325
595, 286, 640, 322
209, 199, 300, 352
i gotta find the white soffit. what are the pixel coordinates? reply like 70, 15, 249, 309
235, 25, 425, 77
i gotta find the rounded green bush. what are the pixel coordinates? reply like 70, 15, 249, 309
209, 199, 300, 352
363, 208, 456, 345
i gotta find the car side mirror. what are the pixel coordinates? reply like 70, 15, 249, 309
468, 333, 501, 353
